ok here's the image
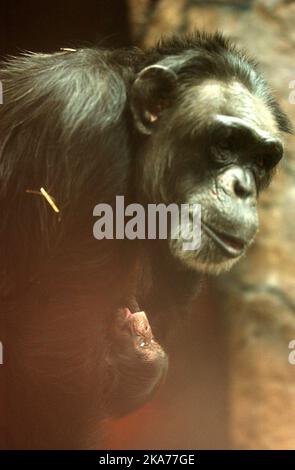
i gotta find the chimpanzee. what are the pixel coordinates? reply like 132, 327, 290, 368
0, 32, 291, 448
107, 307, 168, 418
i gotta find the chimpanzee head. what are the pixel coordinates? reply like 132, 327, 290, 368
130, 33, 291, 274
108, 308, 168, 418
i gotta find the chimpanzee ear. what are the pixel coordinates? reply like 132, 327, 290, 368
130, 65, 177, 135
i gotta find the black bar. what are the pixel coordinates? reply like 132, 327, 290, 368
0, 450, 294, 466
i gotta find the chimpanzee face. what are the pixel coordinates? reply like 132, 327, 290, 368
131, 67, 285, 274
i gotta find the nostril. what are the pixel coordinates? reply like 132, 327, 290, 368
219, 168, 256, 199
233, 179, 252, 199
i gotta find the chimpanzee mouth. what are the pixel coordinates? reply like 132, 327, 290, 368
202, 222, 247, 258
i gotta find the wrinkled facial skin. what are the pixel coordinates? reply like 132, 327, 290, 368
114, 308, 165, 361
108, 308, 168, 418
136, 80, 284, 274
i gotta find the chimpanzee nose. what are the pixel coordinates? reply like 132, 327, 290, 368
233, 172, 255, 199
219, 167, 256, 201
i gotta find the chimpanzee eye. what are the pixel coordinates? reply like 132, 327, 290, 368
218, 139, 231, 150
256, 152, 281, 171
210, 145, 232, 165
256, 140, 283, 171
256, 155, 266, 169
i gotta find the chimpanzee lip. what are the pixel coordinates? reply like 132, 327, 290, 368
202, 221, 247, 258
